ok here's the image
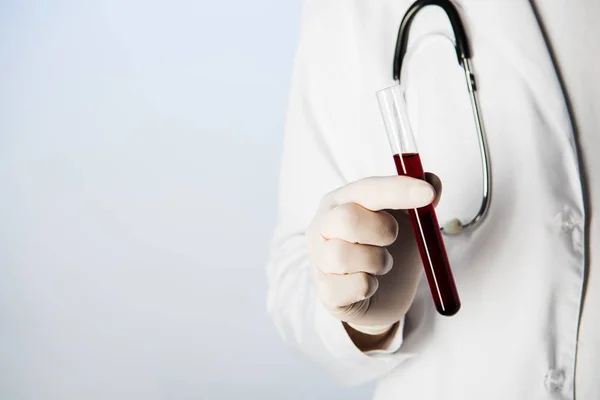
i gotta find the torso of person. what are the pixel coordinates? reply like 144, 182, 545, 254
303, 0, 599, 398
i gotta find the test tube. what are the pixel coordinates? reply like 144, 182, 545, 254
376, 84, 460, 316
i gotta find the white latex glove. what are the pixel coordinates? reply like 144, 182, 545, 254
306, 175, 441, 335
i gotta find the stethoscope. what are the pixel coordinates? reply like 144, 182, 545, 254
394, 0, 491, 235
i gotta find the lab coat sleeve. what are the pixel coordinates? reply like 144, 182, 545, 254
266, 0, 412, 386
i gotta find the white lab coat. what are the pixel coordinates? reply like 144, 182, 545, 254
267, 0, 598, 399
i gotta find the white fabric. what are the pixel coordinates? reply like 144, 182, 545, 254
533, 2, 600, 399
267, 0, 597, 399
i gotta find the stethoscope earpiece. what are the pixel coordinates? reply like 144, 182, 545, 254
441, 218, 465, 235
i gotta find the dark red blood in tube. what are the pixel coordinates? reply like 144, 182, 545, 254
393, 153, 461, 316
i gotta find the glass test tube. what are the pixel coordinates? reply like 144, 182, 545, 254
376, 84, 460, 316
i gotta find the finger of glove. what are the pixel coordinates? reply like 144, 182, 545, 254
320, 203, 398, 246
325, 175, 435, 211
315, 269, 379, 308
314, 239, 393, 276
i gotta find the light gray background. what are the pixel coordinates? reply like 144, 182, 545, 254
0, 1, 374, 399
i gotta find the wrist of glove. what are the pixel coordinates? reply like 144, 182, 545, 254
346, 322, 397, 335
343, 320, 401, 352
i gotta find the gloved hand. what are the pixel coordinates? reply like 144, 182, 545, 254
305, 174, 441, 336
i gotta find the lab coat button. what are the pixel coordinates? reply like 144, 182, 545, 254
554, 209, 574, 233
544, 369, 565, 392
571, 225, 584, 254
